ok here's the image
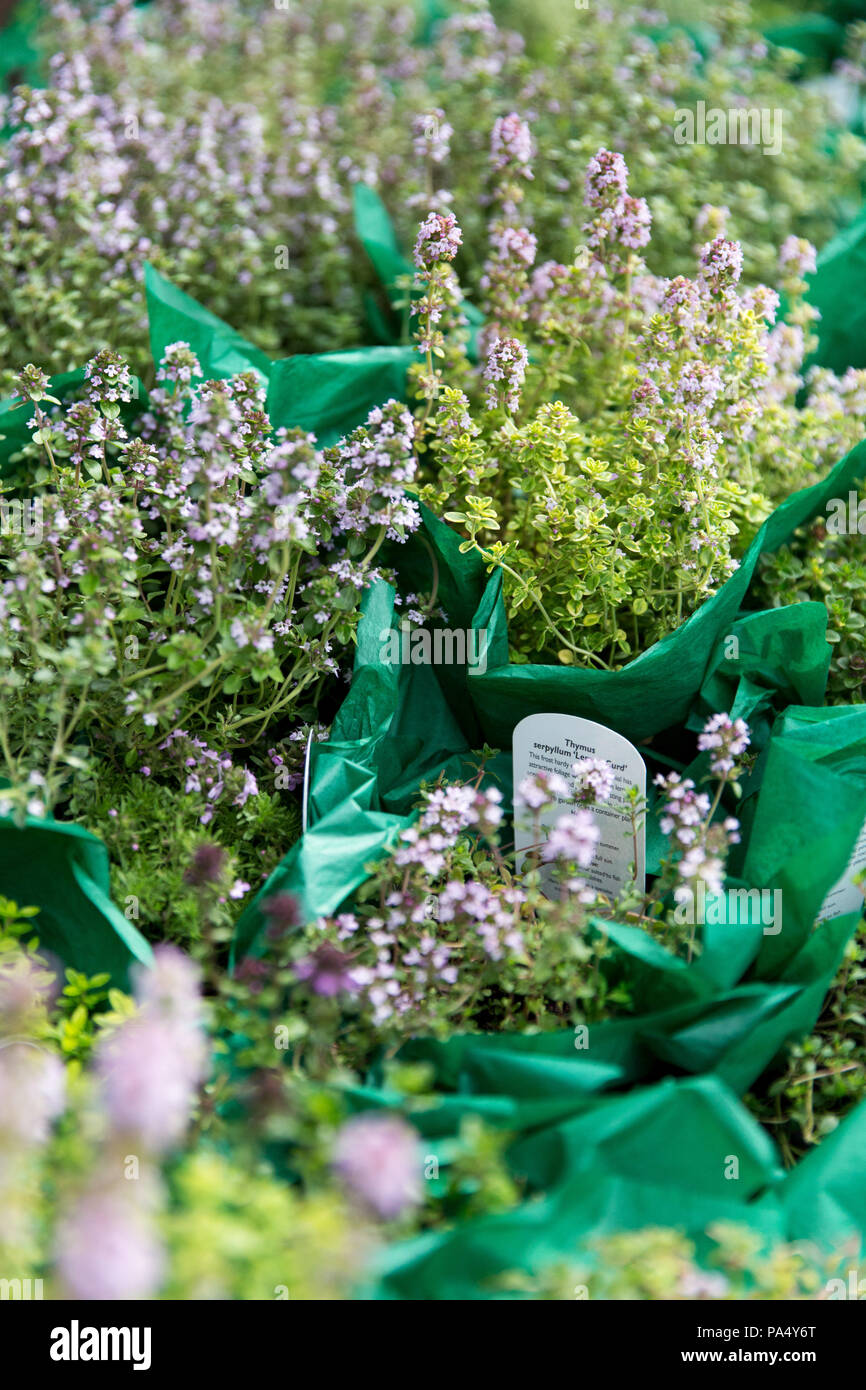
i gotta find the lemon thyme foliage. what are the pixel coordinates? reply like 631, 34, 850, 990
755, 502, 866, 703
0, 897, 133, 1069
415, 142, 866, 669
497, 1223, 836, 1301
0, 348, 420, 825
162, 1151, 371, 1301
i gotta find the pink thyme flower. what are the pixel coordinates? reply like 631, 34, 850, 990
490, 223, 537, 267
778, 236, 816, 280
413, 210, 462, 269
332, 1113, 421, 1220
0, 1041, 65, 1146
55, 1170, 165, 1301
697, 712, 750, 777
294, 942, 358, 998
699, 237, 744, 293
515, 770, 572, 810
675, 843, 725, 897
583, 150, 650, 264
541, 809, 601, 868
584, 148, 628, 207
654, 772, 711, 847
412, 109, 453, 164
484, 336, 528, 411
573, 758, 615, 805
490, 112, 533, 174
96, 946, 207, 1153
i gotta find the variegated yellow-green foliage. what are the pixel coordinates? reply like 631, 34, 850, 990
498, 1224, 840, 1300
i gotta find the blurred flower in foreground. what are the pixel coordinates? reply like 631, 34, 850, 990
294, 943, 358, 998
0, 1041, 66, 1148
56, 1168, 165, 1301
95, 945, 207, 1153
332, 1113, 421, 1220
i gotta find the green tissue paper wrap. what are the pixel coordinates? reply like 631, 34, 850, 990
359, 1076, 866, 1299
0, 814, 152, 986
144, 264, 416, 443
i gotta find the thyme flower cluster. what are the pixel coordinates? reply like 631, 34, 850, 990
0, 350, 418, 823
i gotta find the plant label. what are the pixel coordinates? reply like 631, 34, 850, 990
301, 728, 314, 834
512, 712, 646, 900
818, 813, 866, 921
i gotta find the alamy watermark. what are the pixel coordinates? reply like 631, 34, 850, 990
0, 1277, 43, 1299
379, 625, 489, 674
674, 101, 784, 157
825, 491, 866, 535
50, 1322, 152, 1371
825, 1267, 866, 1299
0, 496, 43, 543
674, 881, 782, 936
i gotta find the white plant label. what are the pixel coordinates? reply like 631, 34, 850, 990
301, 729, 314, 834
512, 713, 646, 900
818, 813, 866, 921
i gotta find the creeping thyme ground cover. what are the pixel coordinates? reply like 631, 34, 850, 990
1, 0, 866, 1306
